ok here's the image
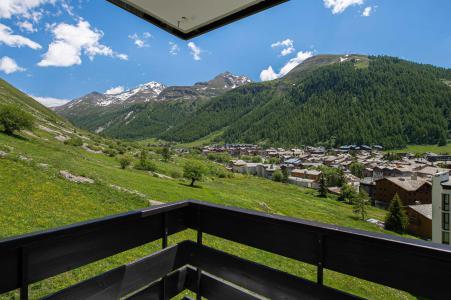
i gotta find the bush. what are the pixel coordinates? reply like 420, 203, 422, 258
134, 159, 156, 171
183, 161, 207, 187
170, 169, 183, 179
0, 104, 34, 135
251, 156, 263, 163
272, 170, 283, 182
207, 152, 231, 163
104, 148, 118, 157
119, 156, 132, 169
64, 137, 83, 147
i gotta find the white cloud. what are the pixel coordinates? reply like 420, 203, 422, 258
260, 50, 314, 81
0, 56, 25, 74
38, 20, 127, 67
116, 53, 128, 60
17, 20, 36, 32
362, 6, 373, 17
129, 32, 151, 48
271, 38, 295, 56
31, 95, 70, 107
105, 86, 125, 95
260, 66, 278, 81
188, 42, 201, 61
323, 0, 364, 14
169, 42, 180, 55
0, 0, 55, 19
0, 23, 41, 49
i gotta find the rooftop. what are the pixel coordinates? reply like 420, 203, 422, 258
382, 177, 431, 192
408, 204, 432, 220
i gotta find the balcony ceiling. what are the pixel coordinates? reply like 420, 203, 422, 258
107, 0, 288, 39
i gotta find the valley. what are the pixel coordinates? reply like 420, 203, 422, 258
0, 73, 417, 299
55, 55, 451, 149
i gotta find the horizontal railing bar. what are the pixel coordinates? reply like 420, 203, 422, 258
188, 201, 451, 299
126, 267, 188, 300
43, 243, 189, 300
3, 200, 451, 299
0, 202, 190, 294
185, 266, 261, 300
185, 242, 362, 300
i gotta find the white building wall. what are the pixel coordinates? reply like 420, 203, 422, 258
432, 172, 451, 244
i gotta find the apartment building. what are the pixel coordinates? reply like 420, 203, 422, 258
432, 172, 451, 245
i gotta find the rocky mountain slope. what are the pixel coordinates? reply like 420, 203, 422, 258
54, 72, 251, 139
162, 55, 451, 148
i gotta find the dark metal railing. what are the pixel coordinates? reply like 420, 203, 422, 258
1, 200, 451, 299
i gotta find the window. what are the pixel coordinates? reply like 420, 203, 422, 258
442, 213, 450, 230
443, 194, 450, 211
443, 231, 450, 245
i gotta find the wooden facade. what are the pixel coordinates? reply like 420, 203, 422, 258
374, 178, 432, 207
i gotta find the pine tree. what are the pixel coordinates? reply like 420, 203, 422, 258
318, 173, 328, 198
384, 194, 409, 233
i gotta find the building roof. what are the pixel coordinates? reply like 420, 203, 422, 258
108, 0, 288, 39
291, 169, 321, 176
408, 204, 432, 220
382, 177, 431, 192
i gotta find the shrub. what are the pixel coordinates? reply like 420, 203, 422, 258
170, 169, 183, 179
207, 152, 231, 163
0, 104, 34, 135
134, 159, 156, 172
161, 147, 172, 162
119, 156, 132, 169
64, 137, 83, 147
338, 184, 358, 204
251, 156, 263, 163
104, 148, 118, 157
272, 170, 283, 182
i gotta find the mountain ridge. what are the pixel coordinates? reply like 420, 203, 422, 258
54, 72, 252, 138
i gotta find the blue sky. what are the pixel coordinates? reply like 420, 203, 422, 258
0, 0, 450, 106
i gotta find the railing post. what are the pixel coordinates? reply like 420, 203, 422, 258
196, 207, 202, 300
317, 235, 324, 286
161, 213, 168, 300
20, 247, 29, 300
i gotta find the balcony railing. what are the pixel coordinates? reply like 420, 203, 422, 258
1, 200, 451, 299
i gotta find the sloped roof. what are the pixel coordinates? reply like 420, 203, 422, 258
108, 0, 288, 39
408, 204, 432, 220
382, 177, 431, 192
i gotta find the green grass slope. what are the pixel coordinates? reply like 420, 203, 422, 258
0, 78, 416, 299
0, 128, 414, 300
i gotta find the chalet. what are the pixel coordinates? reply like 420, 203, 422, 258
291, 169, 322, 182
374, 176, 432, 208
231, 160, 247, 173
360, 177, 376, 204
406, 204, 432, 239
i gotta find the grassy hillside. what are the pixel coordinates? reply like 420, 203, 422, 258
0, 78, 416, 299
391, 142, 451, 154
0, 127, 415, 300
163, 55, 451, 149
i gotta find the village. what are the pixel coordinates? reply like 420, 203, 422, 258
202, 144, 451, 240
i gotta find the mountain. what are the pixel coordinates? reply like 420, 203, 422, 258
55, 72, 252, 139
0, 78, 72, 133
161, 55, 451, 148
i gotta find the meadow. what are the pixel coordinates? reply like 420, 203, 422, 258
0, 129, 415, 300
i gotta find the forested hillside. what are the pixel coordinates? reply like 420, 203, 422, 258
163, 56, 451, 148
